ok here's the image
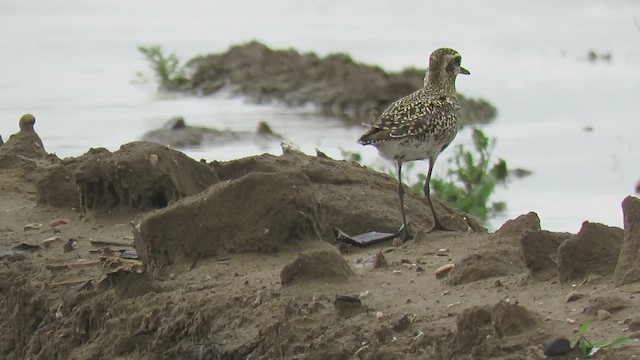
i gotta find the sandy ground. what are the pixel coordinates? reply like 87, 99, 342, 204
1, 122, 640, 360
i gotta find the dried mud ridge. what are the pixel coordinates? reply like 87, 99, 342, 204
1, 126, 640, 359
179, 41, 497, 126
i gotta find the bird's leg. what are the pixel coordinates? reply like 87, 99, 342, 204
396, 161, 413, 241
424, 157, 451, 232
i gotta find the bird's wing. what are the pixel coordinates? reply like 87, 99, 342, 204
359, 92, 450, 144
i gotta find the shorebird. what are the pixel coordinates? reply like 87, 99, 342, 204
358, 48, 469, 240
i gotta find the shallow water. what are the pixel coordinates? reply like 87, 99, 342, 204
1, 0, 639, 231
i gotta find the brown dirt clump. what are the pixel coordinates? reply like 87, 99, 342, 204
557, 221, 624, 283
280, 249, 355, 285
2, 133, 640, 359
520, 230, 571, 281
71, 141, 218, 212
134, 170, 318, 272
615, 195, 640, 285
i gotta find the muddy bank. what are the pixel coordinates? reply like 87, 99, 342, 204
140, 116, 284, 149
2, 116, 640, 359
174, 41, 497, 126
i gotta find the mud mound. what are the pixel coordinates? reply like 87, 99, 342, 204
615, 196, 640, 285
491, 301, 540, 338
493, 212, 541, 239
436, 302, 543, 359
134, 170, 318, 271
70, 141, 218, 212
141, 118, 283, 148
184, 41, 497, 125
557, 221, 623, 283
211, 149, 476, 242
520, 230, 571, 281
446, 249, 522, 285
280, 250, 355, 285
0, 114, 58, 193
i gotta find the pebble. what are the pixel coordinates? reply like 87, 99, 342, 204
597, 309, 611, 321
628, 318, 640, 331
149, 153, 159, 167
375, 311, 384, 319
42, 236, 62, 248
543, 338, 572, 356
566, 318, 577, 324
23, 223, 42, 231
435, 263, 455, 279
373, 251, 386, 268
565, 290, 583, 303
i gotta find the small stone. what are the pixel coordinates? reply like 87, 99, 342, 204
373, 251, 387, 268
42, 236, 62, 248
628, 318, 640, 331
435, 263, 455, 279
492, 279, 503, 288
597, 309, 611, 321
148, 153, 159, 167
63, 240, 75, 253
565, 290, 583, 303
543, 338, 572, 356
566, 318, 577, 324
23, 223, 42, 231
392, 270, 402, 275
375, 311, 384, 319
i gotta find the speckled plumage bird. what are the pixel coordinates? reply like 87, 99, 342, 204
358, 48, 469, 240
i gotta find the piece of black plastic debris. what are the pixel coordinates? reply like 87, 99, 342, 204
0, 243, 41, 258
543, 337, 572, 356
333, 227, 399, 247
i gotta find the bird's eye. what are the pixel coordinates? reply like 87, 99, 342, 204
454, 56, 462, 65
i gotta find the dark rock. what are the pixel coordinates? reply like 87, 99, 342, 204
543, 338, 572, 356
133, 170, 318, 272
74, 141, 218, 212
520, 230, 571, 280
615, 196, 640, 285
557, 222, 623, 282
280, 250, 354, 285
185, 41, 497, 126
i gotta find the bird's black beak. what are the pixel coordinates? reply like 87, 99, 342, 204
459, 67, 470, 75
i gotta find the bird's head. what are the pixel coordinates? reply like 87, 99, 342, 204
425, 48, 469, 92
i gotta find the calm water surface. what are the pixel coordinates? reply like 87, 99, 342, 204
1, 0, 639, 231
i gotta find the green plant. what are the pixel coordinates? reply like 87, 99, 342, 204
138, 45, 191, 91
425, 127, 507, 222
572, 321, 635, 357
339, 148, 362, 163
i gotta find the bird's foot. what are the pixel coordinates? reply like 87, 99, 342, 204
427, 220, 453, 233
398, 223, 414, 242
